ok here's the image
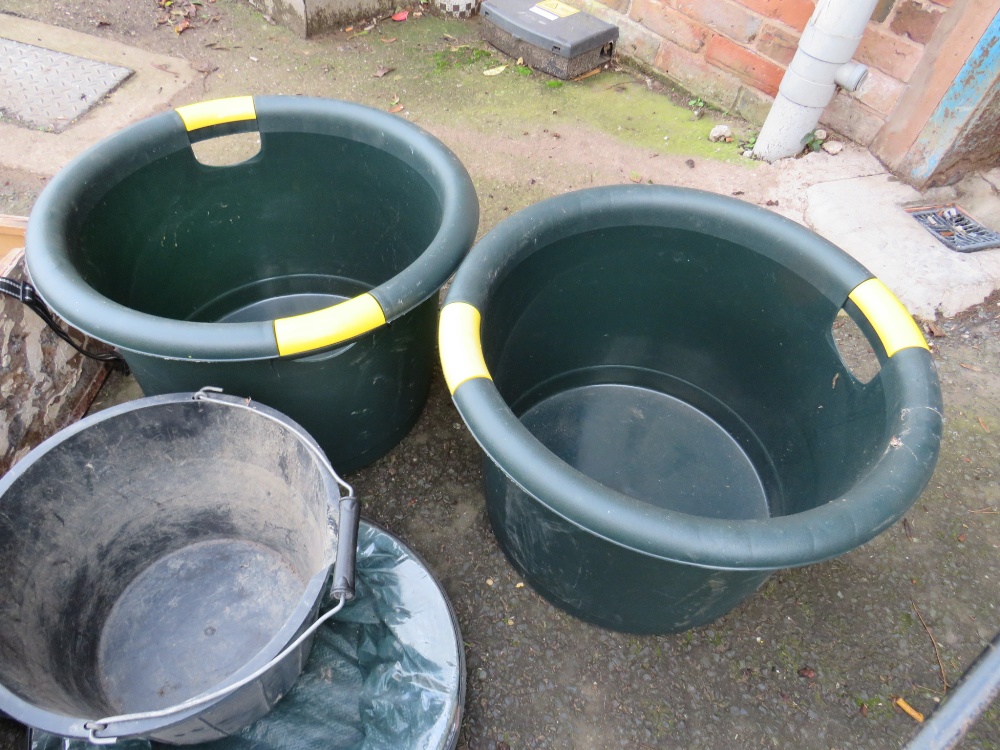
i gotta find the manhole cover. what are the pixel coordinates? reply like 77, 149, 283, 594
0, 38, 133, 133
907, 204, 1000, 253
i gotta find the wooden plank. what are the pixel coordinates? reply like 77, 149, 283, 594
0, 214, 29, 258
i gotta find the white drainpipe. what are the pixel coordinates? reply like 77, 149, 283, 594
752, 0, 879, 162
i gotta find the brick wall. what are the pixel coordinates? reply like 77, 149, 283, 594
578, 0, 955, 146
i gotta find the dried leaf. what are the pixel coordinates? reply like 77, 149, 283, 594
391, 9, 409, 20
373, 66, 395, 77
517, 56, 524, 65
957, 533, 967, 543
380, 36, 398, 43
344, 25, 354, 31
832, 372, 840, 388
978, 416, 991, 433
174, 17, 191, 33
443, 33, 457, 41
628, 172, 642, 183
483, 64, 507, 76
388, 104, 404, 113
925, 321, 946, 337
797, 667, 816, 679
960, 363, 983, 372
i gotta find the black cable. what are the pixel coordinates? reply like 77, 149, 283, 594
0, 277, 128, 368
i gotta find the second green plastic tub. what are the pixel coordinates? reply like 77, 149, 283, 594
439, 185, 942, 634
26, 96, 479, 472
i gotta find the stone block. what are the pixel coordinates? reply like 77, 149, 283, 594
889, 0, 945, 44
740, 0, 815, 32
631, 0, 709, 51
854, 66, 906, 116
668, 0, 761, 43
653, 38, 743, 110
705, 34, 785, 96
820, 91, 886, 146
856, 24, 924, 82
248, 0, 397, 37
756, 22, 799, 66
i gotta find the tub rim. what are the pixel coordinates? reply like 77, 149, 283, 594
25, 95, 480, 362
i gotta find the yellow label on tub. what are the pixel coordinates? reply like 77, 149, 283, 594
535, 0, 579, 16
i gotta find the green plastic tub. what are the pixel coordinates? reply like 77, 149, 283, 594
439, 185, 942, 634
26, 96, 479, 472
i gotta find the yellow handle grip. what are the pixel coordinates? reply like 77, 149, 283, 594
848, 278, 928, 357
439, 302, 492, 394
273, 293, 387, 356
175, 96, 257, 132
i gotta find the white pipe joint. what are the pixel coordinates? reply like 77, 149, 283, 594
834, 61, 869, 91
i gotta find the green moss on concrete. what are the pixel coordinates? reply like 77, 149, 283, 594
420, 57, 751, 162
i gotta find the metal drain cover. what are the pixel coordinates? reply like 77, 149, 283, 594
0, 38, 133, 133
907, 204, 1000, 253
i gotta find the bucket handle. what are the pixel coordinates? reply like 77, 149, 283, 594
84, 387, 361, 745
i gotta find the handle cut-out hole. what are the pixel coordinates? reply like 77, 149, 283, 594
190, 132, 262, 166
832, 310, 881, 384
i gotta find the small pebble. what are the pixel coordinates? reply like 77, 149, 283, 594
822, 140, 844, 155
708, 124, 732, 142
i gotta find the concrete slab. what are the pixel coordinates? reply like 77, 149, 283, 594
805, 173, 1000, 318
0, 16, 197, 176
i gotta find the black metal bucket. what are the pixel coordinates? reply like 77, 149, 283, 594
0, 390, 359, 745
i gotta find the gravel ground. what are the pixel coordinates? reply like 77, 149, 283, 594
2, 1, 999, 748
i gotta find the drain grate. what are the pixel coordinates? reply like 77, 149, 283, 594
0, 39, 133, 133
907, 204, 1000, 253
